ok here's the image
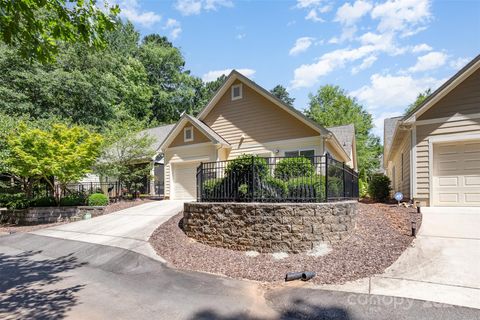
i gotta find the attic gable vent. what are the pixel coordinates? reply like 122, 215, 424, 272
231, 84, 243, 101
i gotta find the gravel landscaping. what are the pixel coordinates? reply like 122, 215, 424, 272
0, 199, 154, 235
149, 202, 421, 285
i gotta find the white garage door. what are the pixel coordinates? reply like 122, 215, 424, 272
172, 163, 199, 200
433, 140, 480, 206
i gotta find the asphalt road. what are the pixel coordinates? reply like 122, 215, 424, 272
1, 233, 479, 320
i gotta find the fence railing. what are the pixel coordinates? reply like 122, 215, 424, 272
196, 155, 358, 203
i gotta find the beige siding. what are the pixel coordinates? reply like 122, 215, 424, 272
415, 119, 480, 204
387, 134, 411, 199
169, 122, 210, 148
203, 80, 319, 146
419, 68, 480, 120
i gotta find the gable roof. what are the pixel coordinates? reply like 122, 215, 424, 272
403, 54, 480, 122
327, 124, 355, 155
383, 116, 402, 155
159, 113, 230, 151
196, 70, 351, 161
140, 124, 175, 151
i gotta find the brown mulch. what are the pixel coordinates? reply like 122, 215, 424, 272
0, 199, 154, 235
149, 202, 421, 285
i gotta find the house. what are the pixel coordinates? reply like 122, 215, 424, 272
384, 54, 480, 208
159, 70, 357, 200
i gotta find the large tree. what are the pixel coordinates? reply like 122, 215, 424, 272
405, 88, 432, 115
0, 0, 119, 63
6, 121, 103, 201
270, 85, 295, 107
305, 85, 382, 179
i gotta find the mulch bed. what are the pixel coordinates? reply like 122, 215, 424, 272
0, 199, 154, 235
149, 202, 421, 285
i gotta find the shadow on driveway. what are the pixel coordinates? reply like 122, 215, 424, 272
0, 250, 86, 320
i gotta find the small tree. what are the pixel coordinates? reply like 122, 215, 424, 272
7, 122, 103, 202
95, 120, 156, 195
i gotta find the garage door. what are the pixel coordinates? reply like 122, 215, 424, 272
433, 140, 480, 206
172, 163, 199, 200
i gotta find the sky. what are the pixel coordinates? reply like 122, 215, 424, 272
114, 0, 480, 138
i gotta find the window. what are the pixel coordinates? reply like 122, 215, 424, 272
231, 84, 243, 100
184, 127, 193, 142
284, 149, 315, 160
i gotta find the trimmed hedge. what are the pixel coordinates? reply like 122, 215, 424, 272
286, 175, 325, 201
274, 157, 315, 181
30, 196, 56, 207
368, 174, 391, 202
0, 193, 29, 210
87, 193, 109, 206
59, 192, 86, 206
225, 154, 268, 182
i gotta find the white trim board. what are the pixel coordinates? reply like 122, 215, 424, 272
415, 112, 480, 126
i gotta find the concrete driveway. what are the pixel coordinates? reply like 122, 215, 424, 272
321, 209, 480, 309
31, 200, 184, 261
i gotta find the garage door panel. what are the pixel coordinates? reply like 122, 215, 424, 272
438, 176, 458, 186
172, 163, 199, 200
433, 139, 480, 207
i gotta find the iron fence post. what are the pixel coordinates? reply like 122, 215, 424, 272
251, 156, 255, 202
325, 154, 329, 202
343, 162, 346, 199
199, 162, 203, 202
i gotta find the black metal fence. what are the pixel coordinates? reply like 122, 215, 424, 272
196, 155, 358, 203
32, 181, 124, 200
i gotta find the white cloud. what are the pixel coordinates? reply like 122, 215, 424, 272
305, 9, 325, 22
411, 43, 432, 53
289, 37, 314, 56
352, 55, 377, 74
291, 45, 379, 88
371, 0, 432, 36
175, 0, 232, 16
202, 68, 256, 82
163, 18, 182, 39
335, 0, 373, 25
329, 25, 357, 44
296, 0, 323, 8
119, 0, 161, 27
351, 73, 444, 109
407, 51, 447, 73
450, 57, 471, 70
236, 33, 246, 40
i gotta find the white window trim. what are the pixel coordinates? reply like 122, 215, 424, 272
183, 126, 194, 142
231, 84, 243, 101
283, 148, 315, 157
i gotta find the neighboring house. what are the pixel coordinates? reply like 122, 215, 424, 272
384, 54, 480, 207
159, 70, 357, 200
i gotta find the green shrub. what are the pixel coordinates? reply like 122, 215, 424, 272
359, 178, 369, 198
59, 192, 86, 206
327, 176, 343, 198
0, 193, 29, 209
256, 177, 287, 200
368, 174, 391, 202
238, 183, 249, 199
225, 154, 268, 183
274, 157, 315, 181
286, 175, 325, 201
87, 193, 109, 206
30, 196, 56, 207
202, 178, 224, 199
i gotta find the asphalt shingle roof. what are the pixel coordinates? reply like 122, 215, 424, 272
383, 117, 402, 156
327, 124, 355, 155
140, 124, 176, 151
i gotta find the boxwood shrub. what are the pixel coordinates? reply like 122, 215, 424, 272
274, 157, 315, 181
87, 193, 109, 206
286, 175, 325, 201
30, 196, 56, 207
368, 174, 391, 202
59, 192, 86, 206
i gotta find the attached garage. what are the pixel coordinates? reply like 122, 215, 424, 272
172, 162, 200, 200
432, 140, 480, 206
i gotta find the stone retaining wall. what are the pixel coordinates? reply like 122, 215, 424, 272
183, 201, 357, 253
0, 206, 105, 225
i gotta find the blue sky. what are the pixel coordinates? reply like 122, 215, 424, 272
116, 0, 480, 138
